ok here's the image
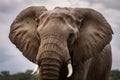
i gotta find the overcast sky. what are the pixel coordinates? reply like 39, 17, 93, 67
0, 0, 120, 74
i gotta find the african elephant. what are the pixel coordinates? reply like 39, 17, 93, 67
9, 6, 113, 80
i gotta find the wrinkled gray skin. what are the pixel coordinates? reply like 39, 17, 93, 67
9, 6, 113, 80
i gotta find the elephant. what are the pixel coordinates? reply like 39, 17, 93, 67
9, 6, 113, 80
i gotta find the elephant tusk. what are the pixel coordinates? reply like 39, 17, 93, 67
67, 63, 73, 77
31, 65, 39, 75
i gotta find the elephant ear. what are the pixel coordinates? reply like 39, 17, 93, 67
72, 8, 113, 62
9, 6, 47, 63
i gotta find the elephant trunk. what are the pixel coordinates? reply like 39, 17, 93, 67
36, 35, 72, 80
41, 56, 61, 80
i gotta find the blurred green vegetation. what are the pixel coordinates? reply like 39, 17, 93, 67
0, 69, 120, 80
110, 70, 120, 80
0, 70, 38, 80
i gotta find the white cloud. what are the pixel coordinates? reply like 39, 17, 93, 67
0, 53, 35, 74
112, 46, 120, 69
68, 0, 90, 7
103, 9, 120, 27
86, 0, 120, 10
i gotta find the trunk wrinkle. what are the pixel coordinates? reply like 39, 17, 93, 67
40, 33, 64, 41
40, 58, 62, 66
40, 51, 64, 63
41, 67, 59, 72
41, 59, 61, 69
42, 71, 59, 76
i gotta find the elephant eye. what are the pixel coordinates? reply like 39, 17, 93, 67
75, 20, 80, 25
67, 32, 75, 53
36, 18, 39, 23
70, 33, 75, 39
68, 31, 75, 41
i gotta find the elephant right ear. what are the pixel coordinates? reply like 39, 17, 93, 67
9, 6, 47, 63
71, 8, 113, 63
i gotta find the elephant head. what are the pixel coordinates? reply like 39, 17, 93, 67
9, 6, 113, 80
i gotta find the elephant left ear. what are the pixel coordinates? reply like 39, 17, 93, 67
72, 8, 113, 58
9, 6, 47, 63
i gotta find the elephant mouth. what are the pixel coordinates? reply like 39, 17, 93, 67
35, 34, 73, 79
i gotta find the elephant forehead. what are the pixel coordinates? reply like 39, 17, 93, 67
40, 9, 72, 19
37, 9, 76, 36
